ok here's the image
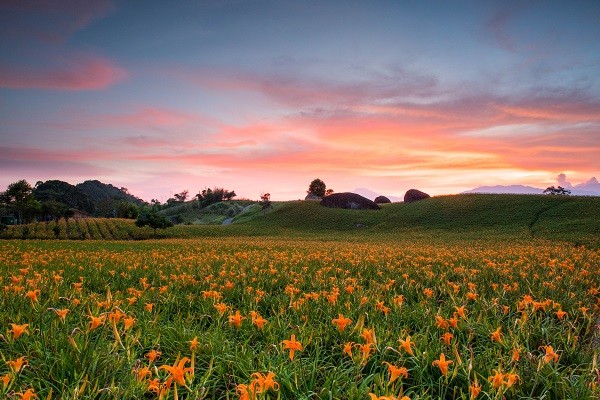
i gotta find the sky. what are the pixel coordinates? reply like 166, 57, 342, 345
1, 0, 599, 201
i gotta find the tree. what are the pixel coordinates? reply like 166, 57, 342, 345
1, 180, 41, 224
259, 193, 272, 211
196, 187, 236, 208
308, 178, 326, 198
135, 208, 173, 234
543, 186, 571, 195
325, 188, 334, 196
174, 190, 189, 203
41, 199, 69, 223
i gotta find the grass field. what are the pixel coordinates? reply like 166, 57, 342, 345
1, 195, 599, 399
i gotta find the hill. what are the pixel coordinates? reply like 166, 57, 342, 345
2, 194, 599, 247
76, 180, 145, 206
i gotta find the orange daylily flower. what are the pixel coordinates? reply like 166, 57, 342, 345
332, 314, 352, 332
554, 309, 567, 320
159, 357, 193, 387
88, 314, 106, 331
123, 316, 135, 330
53, 308, 69, 321
432, 353, 453, 376
14, 388, 38, 400
511, 348, 520, 362
229, 310, 245, 328
398, 336, 415, 356
441, 331, 453, 346
488, 370, 504, 388
146, 349, 162, 363
236, 383, 254, 400
368, 394, 410, 400
135, 365, 152, 381
250, 311, 268, 330
2, 373, 10, 387
470, 380, 482, 398
382, 362, 408, 384
8, 323, 29, 339
145, 303, 154, 312
250, 371, 280, 393
356, 342, 375, 364
343, 342, 354, 357
282, 334, 303, 360
505, 372, 520, 388
454, 306, 466, 319
541, 345, 559, 363
189, 336, 199, 351
7, 356, 28, 372
362, 327, 376, 344
467, 292, 478, 301
25, 289, 40, 303
435, 315, 449, 329
490, 326, 503, 343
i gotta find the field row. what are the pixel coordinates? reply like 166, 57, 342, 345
0, 218, 166, 240
1, 238, 599, 399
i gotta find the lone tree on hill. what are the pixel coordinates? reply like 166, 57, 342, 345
543, 186, 571, 195
259, 193, 272, 211
308, 178, 327, 198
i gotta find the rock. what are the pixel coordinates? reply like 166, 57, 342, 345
404, 189, 430, 203
374, 195, 391, 204
320, 192, 380, 210
305, 193, 322, 201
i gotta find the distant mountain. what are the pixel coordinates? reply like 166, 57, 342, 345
352, 188, 403, 202
573, 177, 600, 193
464, 180, 600, 196
462, 185, 544, 195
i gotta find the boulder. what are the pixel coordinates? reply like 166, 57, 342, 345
305, 193, 322, 201
320, 192, 380, 210
404, 189, 430, 203
374, 195, 391, 204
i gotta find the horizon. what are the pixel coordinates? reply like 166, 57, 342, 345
1, 1, 599, 201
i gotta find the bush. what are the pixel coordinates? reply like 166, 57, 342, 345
135, 208, 173, 233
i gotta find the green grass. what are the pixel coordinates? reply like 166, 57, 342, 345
2, 194, 599, 247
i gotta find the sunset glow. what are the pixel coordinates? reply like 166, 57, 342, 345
1, 1, 599, 200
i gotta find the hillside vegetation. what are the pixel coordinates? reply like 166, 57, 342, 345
2, 194, 599, 246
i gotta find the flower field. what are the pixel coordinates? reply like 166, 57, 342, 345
1, 237, 599, 399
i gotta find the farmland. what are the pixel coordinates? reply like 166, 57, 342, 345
1, 195, 600, 399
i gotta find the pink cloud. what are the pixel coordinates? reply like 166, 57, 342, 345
0, 54, 126, 90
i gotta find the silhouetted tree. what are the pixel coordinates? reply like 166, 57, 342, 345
325, 188, 334, 196
259, 193, 272, 211
174, 190, 189, 203
308, 178, 326, 198
544, 186, 571, 195
1, 180, 41, 224
196, 187, 236, 208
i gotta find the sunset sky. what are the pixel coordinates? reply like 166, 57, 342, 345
1, 1, 599, 201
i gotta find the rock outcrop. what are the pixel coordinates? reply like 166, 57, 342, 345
320, 192, 380, 210
305, 193, 322, 201
374, 195, 391, 204
404, 189, 430, 203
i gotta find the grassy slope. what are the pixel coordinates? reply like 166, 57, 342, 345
2, 194, 599, 245
229, 194, 600, 245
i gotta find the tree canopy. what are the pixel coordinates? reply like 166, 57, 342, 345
308, 178, 327, 198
